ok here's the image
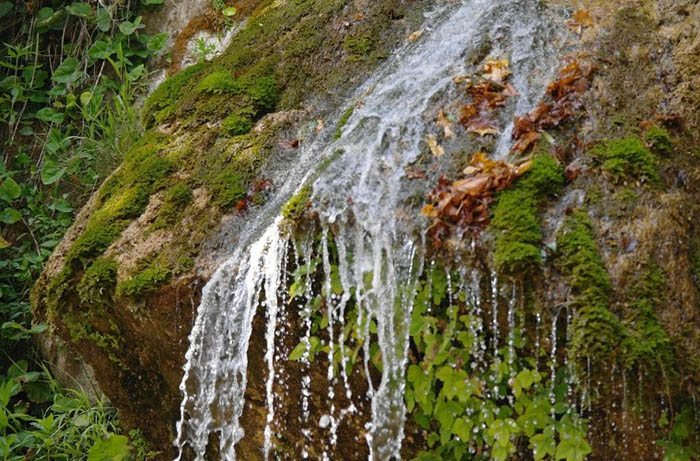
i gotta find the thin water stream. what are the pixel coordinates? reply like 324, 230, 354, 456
174, 0, 565, 458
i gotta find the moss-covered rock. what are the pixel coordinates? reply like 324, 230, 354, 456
151, 183, 193, 231
621, 264, 673, 371
32, 0, 431, 456
281, 184, 312, 223
594, 136, 659, 183
492, 153, 564, 275
557, 211, 621, 361
117, 261, 171, 299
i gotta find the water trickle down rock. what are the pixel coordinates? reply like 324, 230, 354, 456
174, 0, 566, 458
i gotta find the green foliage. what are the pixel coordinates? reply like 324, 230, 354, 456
657, 407, 700, 461
557, 211, 620, 362
406, 266, 591, 461
282, 184, 312, 222
594, 136, 659, 183
1, 0, 167, 370
0, 362, 154, 460
645, 125, 673, 156
333, 106, 355, 140
492, 153, 564, 275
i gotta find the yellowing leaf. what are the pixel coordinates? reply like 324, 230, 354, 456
408, 28, 424, 42
436, 109, 454, 139
427, 135, 445, 157
421, 204, 437, 218
469, 125, 500, 137
0, 235, 9, 249
483, 58, 511, 83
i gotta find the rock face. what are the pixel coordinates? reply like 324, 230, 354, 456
32, 0, 700, 459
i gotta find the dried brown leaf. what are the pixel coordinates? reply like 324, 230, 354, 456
427, 135, 445, 157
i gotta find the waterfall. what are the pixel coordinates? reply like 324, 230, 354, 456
174, 0, 564, 458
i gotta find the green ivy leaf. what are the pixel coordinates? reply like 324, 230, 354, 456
80, 91, 93, 106
288, 342, 308, 361
142, 0, 165, 5
88, 40, 113, 60
52, 58, 83, 85
96, 7, 112, 32
87, 434, 130, 461
492, 444, 509, 461
66, 2, 92, 17
36, 107, 65, 124
119, 16, 143, 35
555, 437, 591, 461
36, 7, 58, 28
452, 417, 472, 441
49, 198, 73, 213
516, 369, 534, 389
41, 158, 65, 185
0, 177, 21, 202
530, 428, 556, 460
0, 208, 21, 224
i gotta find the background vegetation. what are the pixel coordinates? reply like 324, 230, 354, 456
0, 0, 167, 457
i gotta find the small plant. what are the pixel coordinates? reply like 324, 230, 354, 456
193, 38, 217, 62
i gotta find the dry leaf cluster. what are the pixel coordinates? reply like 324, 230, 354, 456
511, 59, 594, 154
457, 59, 519, 137
422, 153, 532, 246
421, 59, 594, 248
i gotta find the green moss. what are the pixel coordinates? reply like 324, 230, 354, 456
66, 144, 174, 268
491, 153, 564, 275
282, 184, 312, 222
242, 75, 280, 112
77, 258, 118, 306
584, 183, 603, 206
621, 265, 673, 371
222, 108, 255, 136
116, 261, 171, 298
142, 63, 206, 128
594, 136, 659, 183
333, 106, 355, 140
195, 132, 270, 208
612, 187, 637, 204
557, 211, 621, 361
197, 70, 240, 94
344, 35, 375, 61
39, 136, 175, 348
645, 125, 673, 156
151, 183, 193, 231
